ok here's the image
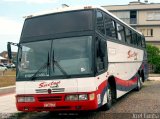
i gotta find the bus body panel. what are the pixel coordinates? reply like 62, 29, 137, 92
16, 76, 108, 111
107, 40, 144, 98
16, 78, 98, 95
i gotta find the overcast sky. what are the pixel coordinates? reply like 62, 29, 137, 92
0, 0, 160, 53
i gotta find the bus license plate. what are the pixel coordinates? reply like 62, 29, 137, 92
44, 103, 56, 107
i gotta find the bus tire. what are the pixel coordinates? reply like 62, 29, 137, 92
136, 75, 143, 91
103, 83, 112, 110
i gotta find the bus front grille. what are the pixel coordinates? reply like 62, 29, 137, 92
38, 96, 62, 102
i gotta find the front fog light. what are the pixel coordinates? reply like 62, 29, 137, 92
79, 94, 88, 100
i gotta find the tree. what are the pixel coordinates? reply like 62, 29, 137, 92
146, 44, 160, 73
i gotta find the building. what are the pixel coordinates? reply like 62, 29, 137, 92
0, 56, 7, 64
103, 1, 160, 48
0, 51, 17, 63
0, 51, 8, 59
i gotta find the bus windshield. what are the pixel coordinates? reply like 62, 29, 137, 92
17, 36, 93, 79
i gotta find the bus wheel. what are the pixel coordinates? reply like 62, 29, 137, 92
103, 83, 112, 110
136, 75, 143, 91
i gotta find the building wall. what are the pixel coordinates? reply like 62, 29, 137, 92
137, 26, 160, 41
138, 10, 160, 25
111, 11, 130, 24
103, 3, 160, 11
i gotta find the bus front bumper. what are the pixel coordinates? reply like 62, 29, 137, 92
16, 93, 98, 112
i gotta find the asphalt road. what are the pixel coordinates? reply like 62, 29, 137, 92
0, 86, 15, 96
9, 80, 160, 119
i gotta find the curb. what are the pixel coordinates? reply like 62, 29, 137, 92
149, 74, 160, 77
0, 86, 15, 95
148, 77, 160, 81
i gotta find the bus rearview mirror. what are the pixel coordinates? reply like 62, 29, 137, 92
7, 42, 12, 59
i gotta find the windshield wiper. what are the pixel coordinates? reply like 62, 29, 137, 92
53, 51, 70, 78
53, 60, 71, 78
30, 53, 50, 81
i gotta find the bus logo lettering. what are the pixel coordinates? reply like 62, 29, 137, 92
38, 81, 61, 88
128, 50, 138, 60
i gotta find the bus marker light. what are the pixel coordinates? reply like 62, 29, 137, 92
97, 94, 101, 104
89, 93, 95, 100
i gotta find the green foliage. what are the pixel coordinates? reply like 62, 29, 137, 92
146, 44, 160, 73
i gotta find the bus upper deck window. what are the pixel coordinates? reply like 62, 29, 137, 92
96, 11, 105, 35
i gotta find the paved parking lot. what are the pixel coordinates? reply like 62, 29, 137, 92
0, 80, 160, 119
0, 93, 17, 113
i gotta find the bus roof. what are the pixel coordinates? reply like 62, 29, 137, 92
24, 6, 143, 36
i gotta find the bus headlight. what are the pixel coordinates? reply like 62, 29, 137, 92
65, 95, 79, 101
17, 96, 35, 102
79, 94, 88, 100
65, 94, 88, 101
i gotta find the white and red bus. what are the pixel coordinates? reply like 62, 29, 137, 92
8, 6, 148, 112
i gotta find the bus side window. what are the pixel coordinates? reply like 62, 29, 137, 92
125, 28, 132, 44
131, 32, 137, 45
96, 37, 105, 72
116, 23, 125, 41
104, 15, 116, 39
137, 35, 142, 47
96, 11, 105, 35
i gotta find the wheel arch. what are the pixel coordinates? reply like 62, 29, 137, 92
107, 75, 117, 100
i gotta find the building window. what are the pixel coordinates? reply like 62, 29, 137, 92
139, 29, 153, 37
130, 10, 137, 24
147, 29, 153, 37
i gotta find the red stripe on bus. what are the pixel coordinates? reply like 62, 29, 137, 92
115, 77, 138, 87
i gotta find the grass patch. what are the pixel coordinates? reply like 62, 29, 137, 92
0, 70, 16, 87
3, 69, 16, 76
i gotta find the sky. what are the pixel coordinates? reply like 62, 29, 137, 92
0, 0, 160, 53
